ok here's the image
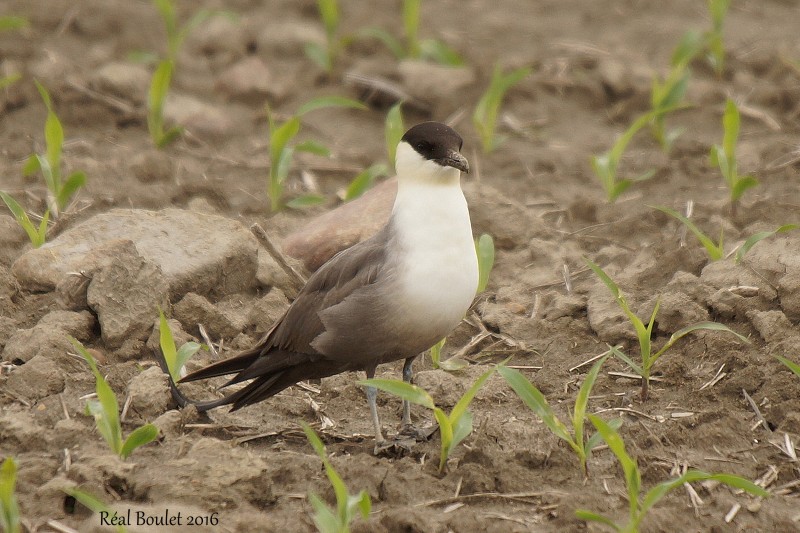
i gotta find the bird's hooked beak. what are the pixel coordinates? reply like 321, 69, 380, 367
436, 150, 470, 174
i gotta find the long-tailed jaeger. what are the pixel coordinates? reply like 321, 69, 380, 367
161, 121, 478, 448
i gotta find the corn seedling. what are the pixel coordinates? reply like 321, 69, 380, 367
0, 72, 20, 90
63, 488, 127, 533
305, 0, 342, 73
159, 309, 205, 382
705, 0, 731, 76
711, 99, 758, 216
475, 233, 495, 293
0, 458, 20, 533
777, 355, 800, 379
22, 81, 87, 217
344, 164, 389, 202
591, 109, 670, 203
71, 338, 159, 459
385, 102, 405, 168
358, 0, 463, 66
585, 259, 748, 400
499, 355, 618, 476
147, 0, 212, 148
576, 415, 768, 532
360, 365, 498, 472
0, 191, 49, 247
735, 224, 798, 263
652, 205, 724, 261
0, 16, 28, 31
267, 96, 366, 211
648, 33, 700, 152
472, 65, 530, 153
429, 338, 468, 371
301, 423, 371, 533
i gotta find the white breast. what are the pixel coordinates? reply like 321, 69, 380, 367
390, 178, 479, 339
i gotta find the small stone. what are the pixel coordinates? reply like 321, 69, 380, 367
398, 60, 476, 104
5, 355, 65, 400
248, 289, 289, 335
163, 93, 234, 140
90, 62, 150, 104
216, 56, 273, 104
257, 21, 325, 56
152, 409, 183, 439
127, 366, 171, 421
130, 150, 175, 183
186, 15, 249, 61
174, 292, 242, 339
414, 370, 465, 408
2, 310, 95, 364
746, 310, 795, 345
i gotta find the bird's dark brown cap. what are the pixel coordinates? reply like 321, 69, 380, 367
401, 122, 469, 173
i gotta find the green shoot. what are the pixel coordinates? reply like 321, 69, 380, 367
0, 16, 28, 31
158, 309, 204, 382
267, 96, 366, 211
147, 0, 212, 148
776, 355, 800, 379
344, 164, 389, 202
429, 338, 468, 372
23, 81, 87, 216
576, 415, 768, 532
360, 365, 498, 472
652, 205, 724, 261
735, 224, 798, 263
0, 191, 49, 247
301, 423, 371, 533
0, 73, 21, 91
0, 458, 20, 533
591, 110, 662, 203
63, 488, 127, 533
475, 233, 495, 293
357, 0, 463, 66
472, 65, 531, 153
710, 99, 758, 215
305, 0, 340, 73
71, 338, 159, 459
499, 355, 617, 476
385, 102, 405, 168
585, 258, 748, 400
705, 0, 731, 76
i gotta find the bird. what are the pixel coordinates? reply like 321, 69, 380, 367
160, 121, 478, 449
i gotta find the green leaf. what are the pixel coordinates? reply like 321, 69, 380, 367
434, 407, 453, 471
294, 140, 331, 157
316, 0, 339, 41
62, 488, 124, 533
736, 224, 798, 263
584, 258, 621, 298
656, 322, 748, 363
120, 423, 159, 459
475, 234, 495, 293
731, 174, 759, 202
671, 30, 703, 67
356, 27, 405, 58
498, 366, 575, 444
354, 489, 371, 518
439, 357, 469, 371
297, 96, 366, 116
0, 16, 28, 32
429, 338, 445, 369
0, 191, 45, 247
148, 59, 175, 146
0, 73, 21, 91
157, 126, 183, 148
286, 194, 326, 209
419, 39, 464, 66
722, 99, 739, 161
642, 470, 768, 516
652, 205, 724, 260
608, 345, 644, 378
0, 457, 20, 533
402, 0, 421, 57
34, 80, 64, 181
309, 492, 340, 533
159, 309, 179, 381
269, 117, 301, 171
34, 209, 50, 248
575, 509, 621, 530
385, 102, 404, 167
588, 414, 640, 518
573, 354, 608, 451
450, 409, 473, 451
586, 418, 623, 453
58, 171, 87, 210
304, 42, 332, 72
358, 378, 435, 409
473, 65, 531, 152
345, 163, 389, 201
449, 366, 496, 427
776, 355, 800, 378
175, 342, 202, 377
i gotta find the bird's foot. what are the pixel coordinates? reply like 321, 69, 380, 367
373, 424, 437, 456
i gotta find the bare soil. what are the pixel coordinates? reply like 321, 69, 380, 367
1, 1, 800, 532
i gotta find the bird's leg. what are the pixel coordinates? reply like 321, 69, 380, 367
401, 356, 415, 428
364, 366, 385, 447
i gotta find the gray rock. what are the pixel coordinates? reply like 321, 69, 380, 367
778, 271, 800, 322
414, 369, 465, 408
248, 289, 289, 336
5, 355, 65, 400
586, 284, 637, 343
174, 292, 243, 339
0, 263, 17, 306
130, 150, 175, 183
2, 310, 95, 363
0, 317, 15, 351
641, 291, 709, 334
12, 208, 258, 299
163, 93, 234, 139
398, 60, 476, 104
216, 56, 273, 103
151, 409, 183, 439
91, 62, 150, 104
186, 15, 249, 61
127, 366, 171, 421
746, 310, 798, 345
87, 243, 169, 350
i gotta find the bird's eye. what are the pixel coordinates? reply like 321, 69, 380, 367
416, 142, 429, 151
